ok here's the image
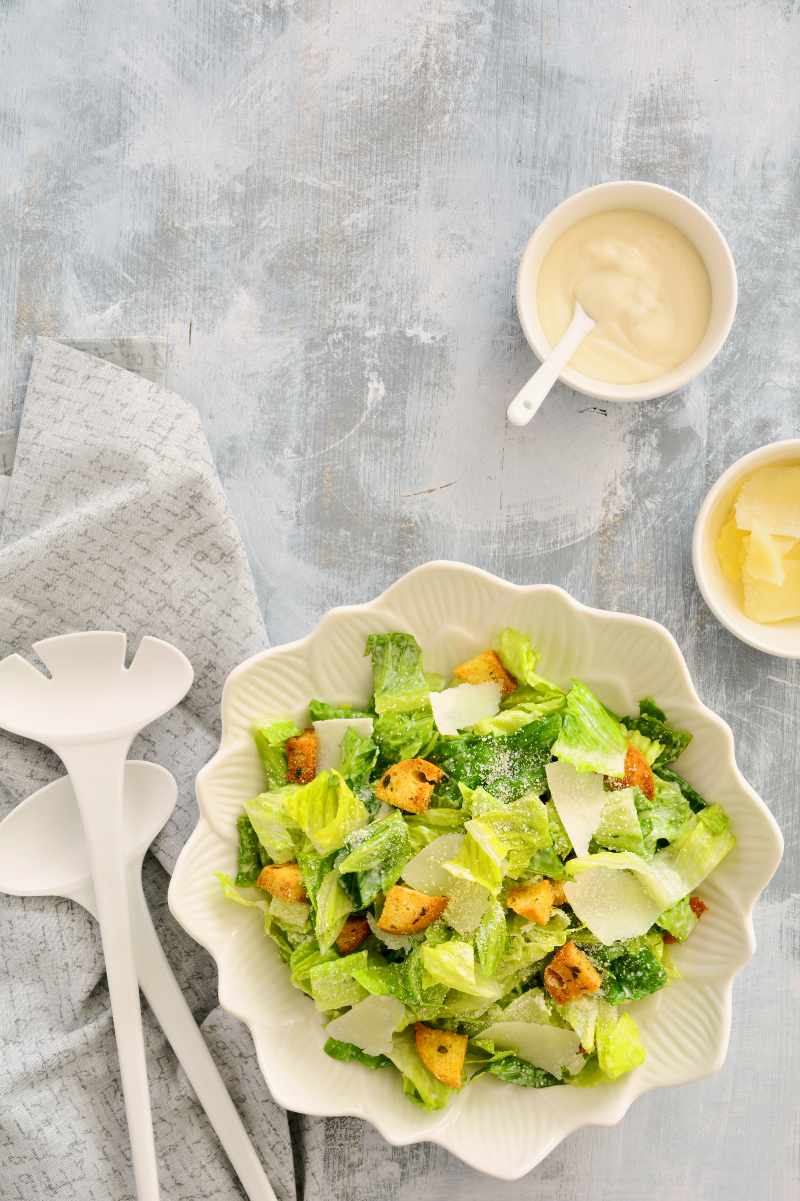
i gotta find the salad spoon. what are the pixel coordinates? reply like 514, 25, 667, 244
507, 301, 595, 427
0, 762, 277, 1201
0, 632, 193, 1201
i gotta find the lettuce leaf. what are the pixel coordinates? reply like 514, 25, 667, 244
296, 841, 336, 909
463, 784, 551, 877
474, 900, 507, 976
351, 948, 448, 1016
495, 628, 565, 704
621, 698, 691, 768
339, 727, 379, 790
373, 708, 437, 762
593, 787, 648, 857
444, 819, 507, 895
309, 952, 368, 1011
433, 714, 562, 803
215, 871, 267, 911
288, 939, 338, 994
309, 700, 372, 722
323, 1038, 392, 1070
314, 869, 353, 951
596, 1009, 646, 1079
421, 940, 502, 999
654, 765, 708, 813
252, 719, 301, 790
235, 812, 263, 886
336, 812, 412, 906
545, 798, 573, 859
285, 770, 368, 855
635, 776, 693, 854
587, 941, 668, 1003
245, 788, 299, 864
552, 680, 628, 777
657, 895, 698, 941
366, 633, 431, 715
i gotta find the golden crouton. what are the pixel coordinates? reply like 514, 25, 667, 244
507, 879, 554, 925
550, 879, 567, 907
285, 727, 318, 783
415, 1024, 467, 1089
606, 744, 655, 800
335, 915, 371, 955
453, 650, 517, 697
543, 941, 601, 1004
378, 884, 448, 934
256, 862, 307, 903
373, 758, 445, 814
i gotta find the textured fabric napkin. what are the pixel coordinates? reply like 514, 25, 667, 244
0, 338, 298, 1201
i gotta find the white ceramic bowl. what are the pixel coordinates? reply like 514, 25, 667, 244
693, 439, 800, 658
516, 181, 738, 402
169, 562, 782, 1180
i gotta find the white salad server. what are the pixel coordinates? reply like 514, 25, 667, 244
507, 301, 595, 427
0, 632, 193, 1201
0, 762, 277, 1201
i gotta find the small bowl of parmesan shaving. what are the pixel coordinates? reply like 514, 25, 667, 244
693, 439, 800, 657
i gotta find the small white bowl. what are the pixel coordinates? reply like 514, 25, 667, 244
516, 181, 738, 403
693, 440, 800, 659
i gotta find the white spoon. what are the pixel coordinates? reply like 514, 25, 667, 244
0, 763, 277, 1201
0, 632, 193, 1201
507, 302, 596, 427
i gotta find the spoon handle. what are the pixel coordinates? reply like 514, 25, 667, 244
126, 872, 278, 1201
507, 303, 596, 427
61, 741, 160, 1201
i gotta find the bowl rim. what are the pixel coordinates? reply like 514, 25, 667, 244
692, 438, 800, 659
515, 179, 738, 403
169, 561, 783, 1178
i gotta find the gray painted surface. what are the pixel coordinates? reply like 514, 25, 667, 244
1, 2, 798, 1198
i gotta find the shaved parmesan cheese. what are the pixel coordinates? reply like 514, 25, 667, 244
442, 877, 490, 935
563, 866, 662, 945
429, 682, 501, 736
313, 718, 374, 772
325, 995, 406, 1057
743, 561, 800, 623
716, 516, 747, 583
402, 833, 465, 893
744, 525, 796, 586
545, 762, 607, 858
478, 1021, 584, 1079
735, 465, 800, 538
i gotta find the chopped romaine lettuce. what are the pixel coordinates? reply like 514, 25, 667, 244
314, 869, 353, 951
495, 628, 565, 708
252, 719, 301, 790
373, 708, 437, 762
310, 953, 368, 1011
595, 1008, 646, 1079
657, 895, 698, 941
245, 788, 300, 864
621, 698, 692, 768
421, 940, 502, 999
593, 787, 648, 857
473, 900, 507, 976
445, 819, 508, 896
235, 812, 263, 886
552, 681, 628, 777
433, 714, 562, 802
285, 770, 368, 855
289, 939, 338, 994
309, 700, 372, 722
323, 1038, 392, 1070
586, 941, 668, 1003
366, 633, 431, 714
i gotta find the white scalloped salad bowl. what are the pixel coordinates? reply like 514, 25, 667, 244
168, 562, 783, 1180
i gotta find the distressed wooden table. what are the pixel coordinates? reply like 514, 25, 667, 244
1, 2, 797, 1199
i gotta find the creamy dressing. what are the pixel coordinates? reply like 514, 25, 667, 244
536, 209, 712, 384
